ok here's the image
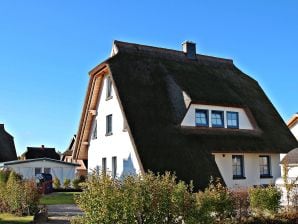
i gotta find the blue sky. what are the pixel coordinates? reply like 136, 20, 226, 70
0, 1, 297, 155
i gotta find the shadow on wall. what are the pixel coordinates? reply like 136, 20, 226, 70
120, 153, 136, 179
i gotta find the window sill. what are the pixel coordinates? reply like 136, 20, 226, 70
260, 175, 273, 179
233, 176, 246, 180
105, 132, 113, 136
106, 96, 113, 101
227, 126, 239, 129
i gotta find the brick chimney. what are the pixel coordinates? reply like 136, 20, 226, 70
182, 41, 196, 60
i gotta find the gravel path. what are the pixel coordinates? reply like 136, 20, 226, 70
44, 204, 83, 224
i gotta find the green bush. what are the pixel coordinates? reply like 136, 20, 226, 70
196, 178, 234, 223
249, 185, 281, 216
72, 176, 85, 189
0, 169, 11, 184
0, 171, 40, 216
75, 172, 197, 224
53, 177, 61, 189
63, 178, 71, 189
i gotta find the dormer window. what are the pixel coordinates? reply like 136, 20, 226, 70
227, 112, 239, 129
106, 76, 112, 99
195, 109, 209, 127
211, 111, 224, 128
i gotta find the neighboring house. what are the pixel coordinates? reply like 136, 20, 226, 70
275, 114, 298, 205
72, 40, 298, 190
288, 113, 298, 139
62, 135, 87, 176
21, 145, 60, 160
0, 158, 79, 184
0, 124, 17, 162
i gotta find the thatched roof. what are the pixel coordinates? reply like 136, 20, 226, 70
281, 148, 298, 165
23, 146, 60, 160
104, 41, 298, 189
0, 124, 17, 162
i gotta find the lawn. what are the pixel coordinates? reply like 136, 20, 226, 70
40, 192, 79, 205
0, 213, 33, 224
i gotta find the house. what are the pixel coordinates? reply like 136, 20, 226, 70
21, 145, 60, 160
0, 157, 79, 184
275, 114, 298, 205
72, 40, 298, 190
0, 124, 17, 162
62, 135, 87, 176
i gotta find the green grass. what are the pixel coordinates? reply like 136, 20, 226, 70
40, 192, 80, 205
0, 213, 33, 224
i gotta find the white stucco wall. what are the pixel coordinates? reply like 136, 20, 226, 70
213, 153, 280, 188
4, 160, 76, 183
88, 75, 142, 178
289, 122, 298, 139
181, 104, 253, 130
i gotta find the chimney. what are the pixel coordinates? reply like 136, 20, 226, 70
41, 145, 45, 150
182, 41, 196, 60
0, 124, 4, 129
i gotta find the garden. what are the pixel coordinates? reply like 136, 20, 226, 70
72, 172, 298, 224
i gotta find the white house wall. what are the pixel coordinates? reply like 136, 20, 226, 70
88, 75, 142, 177
289, 122, 298, 139
182, 104, 253, 130
213, 153, 280, 188
5, 160, 76, 183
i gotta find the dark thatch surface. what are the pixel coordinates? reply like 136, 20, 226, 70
23, 146, 60, 160
281, 148, 298, 164
0, 124, 17, 162
106, 41, 298, 189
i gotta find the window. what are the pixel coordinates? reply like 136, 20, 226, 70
92, 122, 97, 139
259, 156, 271, 178
112, 156, 117, 178
35, 167, 42, 175
106, 114, 112, 135
106, 77, 112, 99
44, 168, 51, 174
232, 155, 245, 179
211, 111, 224, 127
195, 109, 209, 127
101, 157, 107, 175
227, 112, 239, 129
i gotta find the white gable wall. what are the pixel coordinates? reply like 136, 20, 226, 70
88, 75, 142, 177
289, 122, 298, 139
4, 160, 76, 183
213, 153, 280, 188
182, 104, 253, 129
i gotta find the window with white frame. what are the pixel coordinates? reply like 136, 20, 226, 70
227, 111, 239, 128
195, 109, 209, 127
211, 111, 224, 127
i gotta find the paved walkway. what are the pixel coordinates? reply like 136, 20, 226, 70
44, 204, 83, 223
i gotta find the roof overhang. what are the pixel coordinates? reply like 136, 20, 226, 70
73, 63, 110, 160
287, 114, 298, 128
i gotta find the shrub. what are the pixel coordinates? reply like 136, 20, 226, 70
0, 171, 40, 216
53, 177, 61, 189
72, 176, 85, 189
249, 185, 281, 217
0, 169, 11, 184
195, 178, 234, 223
63, 178, 71, 189
231, 188, 250, 222
75, 172, 197, 224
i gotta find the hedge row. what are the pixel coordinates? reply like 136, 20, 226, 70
72, 172, 297, 224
